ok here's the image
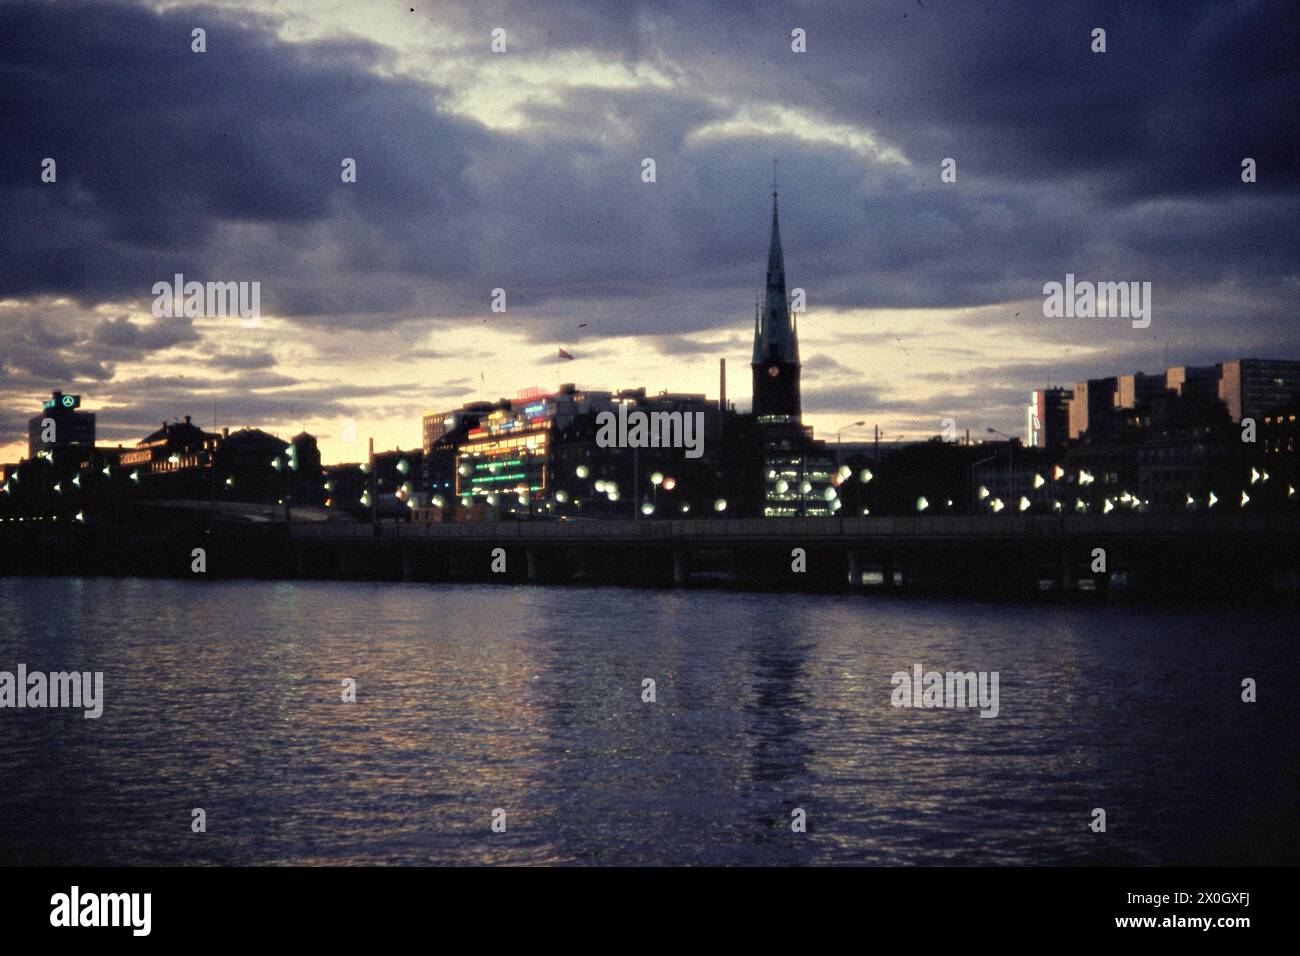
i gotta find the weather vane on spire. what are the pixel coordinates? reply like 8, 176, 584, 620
772, 158, 779, 199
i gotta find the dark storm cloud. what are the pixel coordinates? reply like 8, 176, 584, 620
1, 0, 1295, 439
91, 315, 200, 353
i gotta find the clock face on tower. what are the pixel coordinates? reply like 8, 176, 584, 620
767, 366, 779, 377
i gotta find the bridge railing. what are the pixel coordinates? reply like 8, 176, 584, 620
285, 512, 1298, 542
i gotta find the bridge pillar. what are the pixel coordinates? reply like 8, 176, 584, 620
882, 555, 897, 589
526, 547, 540, 583
1058, 552, 1076, 593
672, 547, 688, 586
294, 545, 306, 578
847, 549, 863, 589
401, 546, 413, 581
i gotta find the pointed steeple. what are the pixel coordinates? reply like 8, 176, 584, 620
755, 189, 799, 366
751, 183, 803, 421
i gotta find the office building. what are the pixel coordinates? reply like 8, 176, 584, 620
27, 391, 95, 460
1027, 388, 1070, 448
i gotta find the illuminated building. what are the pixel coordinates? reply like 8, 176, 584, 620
119, 416, 220, 474
28, 391, 95, 460
746, 189, 835, 516
1027, 388, 1070, 448
457, 414, 551, 507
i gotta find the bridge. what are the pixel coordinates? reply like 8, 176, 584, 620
5, 510, 1295, 596
279, 513, 1300, 596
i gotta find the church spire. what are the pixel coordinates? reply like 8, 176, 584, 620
751, 181, 802, 420
756, 188, 798, 366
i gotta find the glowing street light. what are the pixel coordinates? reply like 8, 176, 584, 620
1019, 496, 1031, 512
916, 496, 929, 512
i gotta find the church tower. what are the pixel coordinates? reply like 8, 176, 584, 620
751, 189, 801, 421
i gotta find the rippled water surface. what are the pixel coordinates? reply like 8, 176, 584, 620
1, 577, 1295, 865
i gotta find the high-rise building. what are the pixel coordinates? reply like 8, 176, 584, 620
1068, 378, 1118, 440
1116, 371, 1170, 409
751, 191, 801, 422
1165, 365, 1219, 403
1218, 358, 1300, 422
1027, 388, 1070, 448
27, 391, 95, 459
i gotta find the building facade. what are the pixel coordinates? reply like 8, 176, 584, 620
27, 391, 95, 460
1027, 387, 1070, 448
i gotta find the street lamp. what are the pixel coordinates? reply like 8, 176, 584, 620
837, 421, 866, 462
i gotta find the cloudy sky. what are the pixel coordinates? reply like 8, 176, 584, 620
1, 0, 1296, 463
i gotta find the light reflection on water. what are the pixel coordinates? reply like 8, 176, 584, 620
0, 577, 1296, 865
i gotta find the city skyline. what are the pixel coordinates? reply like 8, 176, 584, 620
2, 0, 1297, 465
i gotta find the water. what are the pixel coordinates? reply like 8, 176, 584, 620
0, 577, 1295, 866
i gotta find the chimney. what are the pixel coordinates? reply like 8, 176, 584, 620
719, 357, 727, 412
